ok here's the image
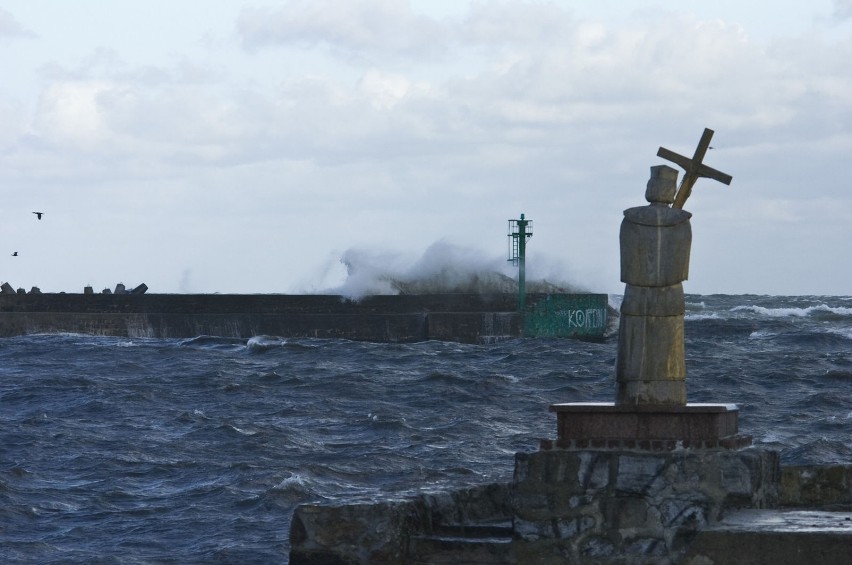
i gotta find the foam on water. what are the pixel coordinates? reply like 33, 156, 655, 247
685, 312, 723, 321
748, 329, 777, 339
732, 303, 852, 318
828, 327, 852, 341
246, 335, 288, 352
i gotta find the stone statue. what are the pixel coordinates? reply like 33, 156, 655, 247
615, 128, 733, 407
616, 165, 691, 405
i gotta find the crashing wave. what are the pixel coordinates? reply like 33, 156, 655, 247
326, 241, 592, 298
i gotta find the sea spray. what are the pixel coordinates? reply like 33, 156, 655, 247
322, 241, 592, 298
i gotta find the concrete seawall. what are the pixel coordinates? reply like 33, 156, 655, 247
289, 455, 852, 564
0, 292, 610, 343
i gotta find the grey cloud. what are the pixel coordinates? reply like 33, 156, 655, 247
459, 1, 575, 45
0, 8, 33, 39
37, 48, 222, 87
234, 0, 577, 60
833, 0, 852, 19
236, 0, 448, 59
22, 7, 852, 204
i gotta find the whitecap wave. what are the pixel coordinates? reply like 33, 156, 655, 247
229, 425, 258, 436
490, 373, 520, 384
760, 431, 786, 443
827, 327, 852, 341
732, 304, 852, 318
273, 474, 308, 491
246, 335, 287, 352
748, 329, 777, 339
684, 312, 722, 321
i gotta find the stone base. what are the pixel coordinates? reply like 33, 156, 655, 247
512, 448, 780, 563
549, 402, 750, 447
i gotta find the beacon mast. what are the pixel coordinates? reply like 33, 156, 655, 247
508, 213, 532, 313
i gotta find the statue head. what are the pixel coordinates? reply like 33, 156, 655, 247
645, 165, 679, 204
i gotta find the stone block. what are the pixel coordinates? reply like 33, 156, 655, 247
659, 498, 709, 530
621, 283, 685, 316
615, 454, 667, 495
514, 517, 552, 541
580, 536, 617, 559
576, 451, 610, 491
684, 509, 852, 565
556, 515, 596, 539
722, 456, 759, 496
290, 500, 414, 564
623, 537, 668, 559
616, 313, 685, 385
604, 496, 651, 529
780, 465, 852, 508
619, 209, 691, 287
514, 451, 582, 487
550, 402, 744, 442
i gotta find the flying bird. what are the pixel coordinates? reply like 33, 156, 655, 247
12, 252, 18, 256
33, 212, 44, 220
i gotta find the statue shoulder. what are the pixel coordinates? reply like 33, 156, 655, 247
623, 206, 692, 227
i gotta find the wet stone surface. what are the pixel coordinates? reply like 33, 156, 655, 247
706, 509, 852, 533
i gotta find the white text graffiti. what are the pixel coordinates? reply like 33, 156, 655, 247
554, 308, 606, 329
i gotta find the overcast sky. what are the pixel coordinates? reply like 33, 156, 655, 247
1, 1, 851, 296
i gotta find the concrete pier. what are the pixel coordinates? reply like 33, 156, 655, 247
0, 292, 610, 343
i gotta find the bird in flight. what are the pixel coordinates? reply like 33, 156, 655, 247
33, 212, 44, 220
12, 252, 18, 256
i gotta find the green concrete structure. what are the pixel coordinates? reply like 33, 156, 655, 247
523, 293, 609, 339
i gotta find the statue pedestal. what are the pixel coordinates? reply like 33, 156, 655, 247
547, 402, 752, 450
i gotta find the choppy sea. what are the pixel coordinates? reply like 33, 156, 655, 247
1, 294, 850, 563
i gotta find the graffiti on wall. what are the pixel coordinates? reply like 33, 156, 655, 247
553, 308, 606, 329
523, 294, 610, 338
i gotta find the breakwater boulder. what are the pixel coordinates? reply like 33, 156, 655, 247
290, 483, 513, 564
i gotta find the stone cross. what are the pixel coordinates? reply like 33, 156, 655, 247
657, 128, 733, 209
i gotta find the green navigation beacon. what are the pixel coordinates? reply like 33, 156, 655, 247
507, 213, 533, 313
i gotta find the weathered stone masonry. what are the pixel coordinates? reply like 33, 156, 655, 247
510, 447, 779, 563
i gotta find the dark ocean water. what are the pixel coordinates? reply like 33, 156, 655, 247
1, 294, 850, 563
